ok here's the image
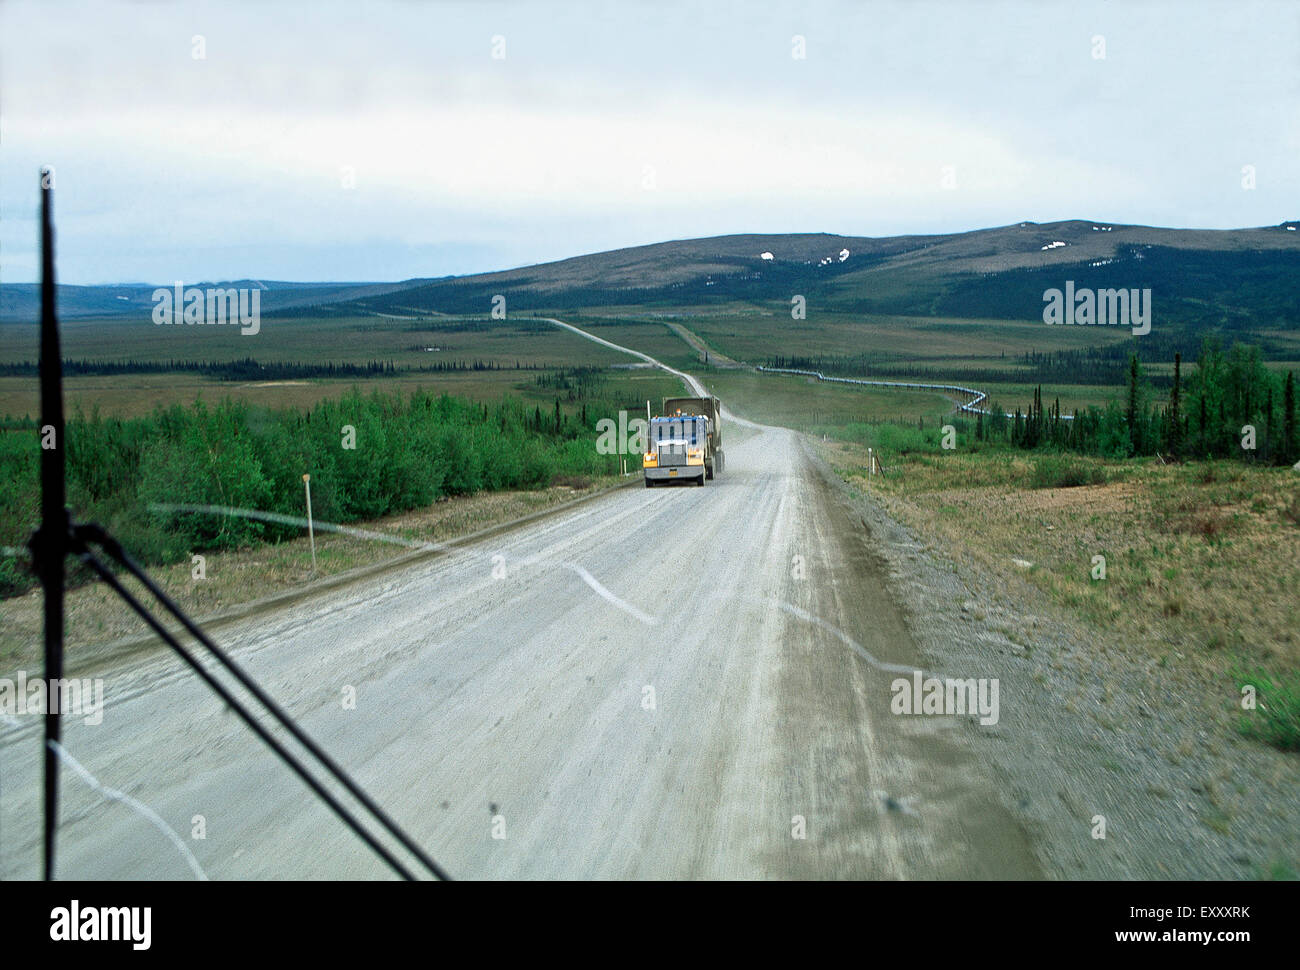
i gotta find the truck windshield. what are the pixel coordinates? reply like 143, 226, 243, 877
654, 417, 704, 446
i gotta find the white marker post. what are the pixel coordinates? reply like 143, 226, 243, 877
303, 473, 317, 571
868, 448, 874, 479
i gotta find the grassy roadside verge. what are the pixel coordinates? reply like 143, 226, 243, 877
0, 475, 632, 674
817, 436, 1300, 751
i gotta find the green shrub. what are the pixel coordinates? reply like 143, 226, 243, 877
1236, 668, 1300, 751
0, 384, 633, 596
1030, 455, 1108, 489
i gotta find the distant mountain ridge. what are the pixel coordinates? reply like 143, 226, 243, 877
0, 279, 425, 323
4, 219, 1298, 327
346, 220, 1300, 332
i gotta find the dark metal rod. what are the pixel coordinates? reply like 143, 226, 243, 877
75, 547, 420, 881
37, 172, 65, 881
80, 525, 450, 881
26, 178, 449, 882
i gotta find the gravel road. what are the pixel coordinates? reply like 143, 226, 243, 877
0, 418, 1040, 879
1, 320, 1048, 880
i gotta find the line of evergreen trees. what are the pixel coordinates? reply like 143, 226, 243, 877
0, 357, 541, 380
975, 339, 1298, 464
408, 359, 535, 372
0, 380, 649, 596
0, 358, 395, 380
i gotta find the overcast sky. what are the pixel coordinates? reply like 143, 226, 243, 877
2, 0, 1297, 284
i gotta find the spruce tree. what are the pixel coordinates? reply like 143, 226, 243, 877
1169, 352, 1182, 458
1264, 385, 1274, 463
1127, 353, 1141, 456
1284, 371, 1298, 464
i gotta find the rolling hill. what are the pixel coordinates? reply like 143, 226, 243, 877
341, 220, 1300, 333
6, 220, 1298, 340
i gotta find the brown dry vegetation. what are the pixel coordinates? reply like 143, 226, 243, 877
822, 443, 1299, 678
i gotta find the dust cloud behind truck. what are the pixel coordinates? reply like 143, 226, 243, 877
642, 396, 724, 487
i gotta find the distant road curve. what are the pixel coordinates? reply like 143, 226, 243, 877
757, 365, 989, 415
538, 317, 764, 429
663, 322, 744, 369
755, 366, 1073, 421
540, 316, 1059, 424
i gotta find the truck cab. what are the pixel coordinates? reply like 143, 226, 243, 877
643, 413, 709, 486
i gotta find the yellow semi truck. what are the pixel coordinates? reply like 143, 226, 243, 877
642, 396, 724, 487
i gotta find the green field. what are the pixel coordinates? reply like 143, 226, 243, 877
0, 366, 685, 423
0, 312, 690, 422
699, 369, 953, 429
0, 313, 633, 370
4, 304, 1284, 453
562, 315, 707, 371
684, 310, 1139, 365
581, 312, 1132, 424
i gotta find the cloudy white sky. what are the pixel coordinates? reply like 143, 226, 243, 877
2, 0, 1297, 284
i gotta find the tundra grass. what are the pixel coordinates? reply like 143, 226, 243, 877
821, 437, 1300, 749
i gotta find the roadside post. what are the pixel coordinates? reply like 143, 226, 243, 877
303, 473, 317, 571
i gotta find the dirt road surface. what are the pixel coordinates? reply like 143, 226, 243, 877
0, 322, 1039, 879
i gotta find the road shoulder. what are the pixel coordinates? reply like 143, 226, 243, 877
805, 436, 1300, 879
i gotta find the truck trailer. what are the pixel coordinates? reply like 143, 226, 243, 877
642, 396, 724, 487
